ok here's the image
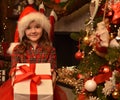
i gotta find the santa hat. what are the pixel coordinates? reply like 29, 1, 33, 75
7, 6, 51, 54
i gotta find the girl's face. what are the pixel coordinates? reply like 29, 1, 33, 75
25, 21, 43, 43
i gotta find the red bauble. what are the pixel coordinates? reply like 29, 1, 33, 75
100, 65, 110, 73
103, 66, 110, 73
77, 74, 83, 79
107, 11, 113, 16
75, 50, 83, 60
84, 79, 97, 92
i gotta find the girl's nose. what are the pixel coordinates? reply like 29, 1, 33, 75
31, 28, 36, 33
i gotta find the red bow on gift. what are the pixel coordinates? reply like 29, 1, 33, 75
94, 71, 112, 84
14, 64, 52, 84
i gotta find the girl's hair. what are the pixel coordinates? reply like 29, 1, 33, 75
15, 30, 51, 55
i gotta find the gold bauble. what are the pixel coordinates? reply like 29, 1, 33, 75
83, 36, 89, 45
112, 89, 120, 99
109, 33, 114, 40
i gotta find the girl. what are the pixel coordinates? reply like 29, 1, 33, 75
0, 6, 67, 100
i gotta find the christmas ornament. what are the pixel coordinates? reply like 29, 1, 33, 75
100, 65, 110, 73
95, 21, 109, 47
87, 0, 99, 25
112, 2, 120, 24
89, 96, 100, 100
49, 10, 57, 41
107, 11, 113, 16
95, 42, 108, 54
83, 36, 90, 45
93, 46, 107, 57
39, 2, 45, 14
112, 89, 120, 99
110, 38, 120, 47
84, 79, 97, 92
89, 21, 109, 57
77, 93, 86, 100
115, 27, 120, 42
102, 80, 114, 96
109, 33, 114, 41
75, 50, 84, 60
103, 66, 110, 73
77, 74, 83, 79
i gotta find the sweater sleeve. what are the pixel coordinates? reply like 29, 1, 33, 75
47, 47, 57, 70
9, 46, 20, 76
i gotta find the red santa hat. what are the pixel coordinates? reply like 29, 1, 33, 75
7, 6, 51, 54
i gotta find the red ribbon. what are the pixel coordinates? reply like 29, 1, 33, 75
14, 63, 52, 100
94, 72, 112, 84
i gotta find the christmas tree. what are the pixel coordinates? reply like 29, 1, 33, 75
56, 0, 120, 99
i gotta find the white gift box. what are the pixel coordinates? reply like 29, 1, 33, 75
13, 63, 53, 100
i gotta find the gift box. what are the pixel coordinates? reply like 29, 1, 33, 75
13, 63, 53, 100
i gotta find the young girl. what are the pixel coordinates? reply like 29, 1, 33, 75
0, 6, 67, 100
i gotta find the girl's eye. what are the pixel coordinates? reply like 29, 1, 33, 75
26, 24, 41, 30
26, 26, 31, 29
35, 25, 40, 28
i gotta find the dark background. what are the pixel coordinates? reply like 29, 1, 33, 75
53, 32, 79, 67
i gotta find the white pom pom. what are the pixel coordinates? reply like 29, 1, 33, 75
84, 79, 97, 92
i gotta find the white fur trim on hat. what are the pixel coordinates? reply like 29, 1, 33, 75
7, 42, 20, 55
18, 12, 51, 41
